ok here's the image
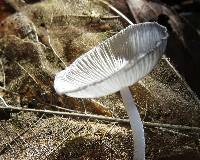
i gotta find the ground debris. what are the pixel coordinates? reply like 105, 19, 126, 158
0, 0, 200, 159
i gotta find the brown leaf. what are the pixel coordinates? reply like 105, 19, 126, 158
126, 0, 183, 35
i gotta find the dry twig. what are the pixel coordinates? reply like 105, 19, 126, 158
98, 0, 134, 25
0, 101, 200, 132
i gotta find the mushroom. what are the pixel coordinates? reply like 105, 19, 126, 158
54, 22, 168, 160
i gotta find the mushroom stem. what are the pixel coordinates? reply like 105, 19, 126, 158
120, 87, 145, 160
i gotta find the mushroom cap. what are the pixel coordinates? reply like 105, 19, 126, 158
54, 22, 168, 98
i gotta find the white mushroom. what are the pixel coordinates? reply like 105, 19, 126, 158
54, 22, 168, 160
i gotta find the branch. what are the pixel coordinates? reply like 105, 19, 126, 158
0, 103, 200, 132
98, 0, 134, 25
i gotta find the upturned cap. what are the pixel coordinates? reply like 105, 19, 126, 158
54, 22, 168, 98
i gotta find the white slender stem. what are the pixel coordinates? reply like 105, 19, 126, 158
120, 87, 145, 160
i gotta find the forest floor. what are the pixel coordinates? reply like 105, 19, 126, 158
0, 0, 200, 159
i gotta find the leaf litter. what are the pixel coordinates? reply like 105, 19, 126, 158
0, 0, 199, 159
